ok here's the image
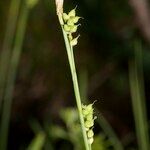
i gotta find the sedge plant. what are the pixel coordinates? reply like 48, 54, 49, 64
55, 1, 96, 150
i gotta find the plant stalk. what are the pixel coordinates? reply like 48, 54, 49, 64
0, 0, 21, 110
128, 41, 149, 150
58, 15, 90, 150
0, 3, 29, 150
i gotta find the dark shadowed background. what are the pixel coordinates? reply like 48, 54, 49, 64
0, 0, 150, 149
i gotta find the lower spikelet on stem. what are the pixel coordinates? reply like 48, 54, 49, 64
82, 103, 97, 146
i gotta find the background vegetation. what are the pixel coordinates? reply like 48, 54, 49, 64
0, 0, 150, 149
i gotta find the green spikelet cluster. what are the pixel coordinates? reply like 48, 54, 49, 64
82, 103, 97, 145
62, 7, 81, 46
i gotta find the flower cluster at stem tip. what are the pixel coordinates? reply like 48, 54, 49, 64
82, 102, 97, 145
62, 7, 81, 46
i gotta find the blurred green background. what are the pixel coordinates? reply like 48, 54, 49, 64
0, 0, 150, 149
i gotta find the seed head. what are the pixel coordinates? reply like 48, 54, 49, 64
87, 130, 94, 138
88, 137, 94, 144
82, 109, 89, 116
70, 35, 80, 46
82, 102, 97, 145
86, 114, 93, 121
63, 13, 69, 21
64, 24, 70, 32
85, 120, 94, 128
70, 16, 81, 24
68, 34, 73, 41
70, 25, 78, 33
67, 19, 74, 26
68, 7, 76, 17
86, 104, 93, 112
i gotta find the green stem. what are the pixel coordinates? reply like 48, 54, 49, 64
89, 144, 91, 150
0, 0, 21, 110
0, 3, 29, 150
58, 15, 90, 150
128, 41, 149, 150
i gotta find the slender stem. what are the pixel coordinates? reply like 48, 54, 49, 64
58, 15, 90, 150
0, 3, 29, 150
70, 44, 91, 150
0, 0, 21, 110
128, 41, 149, 150
89, 144, 91, 150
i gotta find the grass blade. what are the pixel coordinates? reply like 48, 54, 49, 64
128, 40, 150, 150
0, 0, 21, 110
0, 2, 29, 149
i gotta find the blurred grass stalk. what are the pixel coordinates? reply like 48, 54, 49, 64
27, 132, 46, 150
96, 115, 124, 150
79, 69, 124, 150
0, 0, 32, 149
29, 119, 54, 150
0, 0, 21, 110
129, 41, 149, 150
